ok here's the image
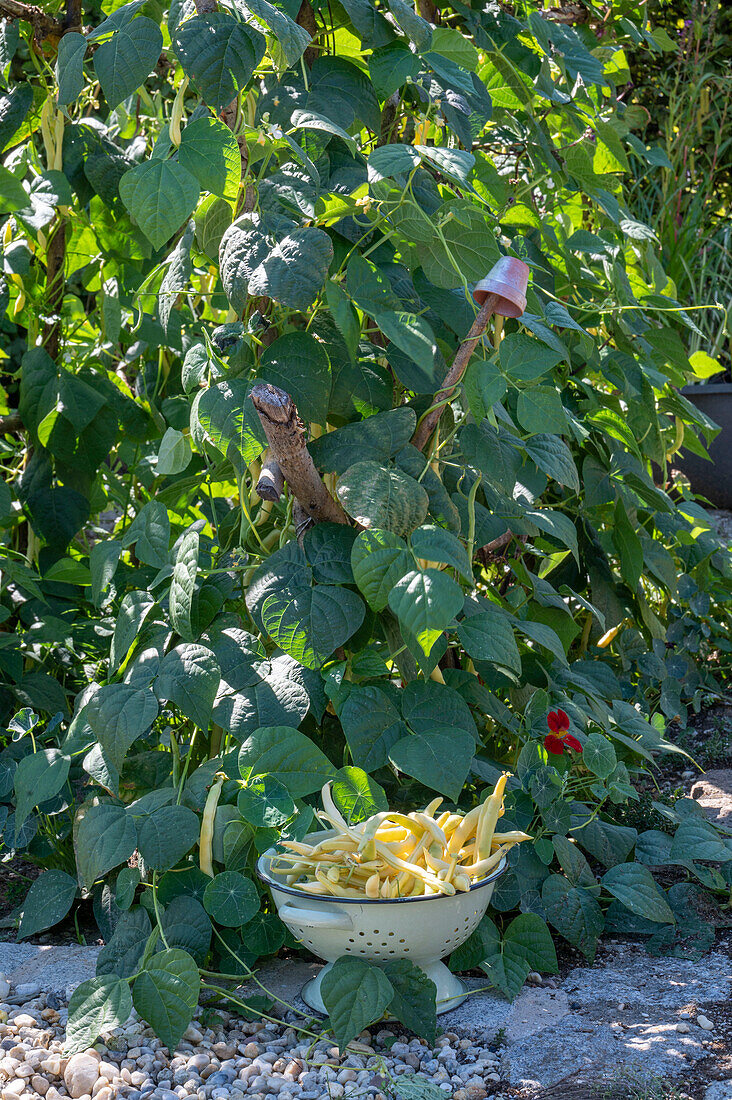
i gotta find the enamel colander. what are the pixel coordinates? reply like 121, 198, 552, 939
257, 830, 507, 1015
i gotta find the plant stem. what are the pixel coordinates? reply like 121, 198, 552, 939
412, 295, 498, 451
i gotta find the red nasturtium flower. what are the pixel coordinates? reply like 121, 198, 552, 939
544, 709, 582, 755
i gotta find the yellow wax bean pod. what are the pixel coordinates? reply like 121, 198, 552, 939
282, 840, 317, 856
285, 862, 309, 884
424, 849, 450, 874
453, 873, 471, 892
315, 809, 357, 837
314, 869, 365, 898
491, 830, 532, 848
312, 836, 358, 853
380, 876, 392, 898
199, 774, 225, 878
374, 840, 455, 894
403, 831, 430, 870
460, 842, 513, 878
442, 814, 465, 837
374, 826, 410, 842
413, 812, 448, 849
365, 873, 381, 898
327, 866, 340, 883
396, 870, 414, 894
360, 839, 377, 861
476, 773, 510, 862
358, 813, 410, 855
386, 841, 416, 860
436, 810, 451, 829
447, 804, 481, 856
321, 782, 350, 831
424, 796, 443, 817
296, 881, 324, 893
386, 813, 425, 837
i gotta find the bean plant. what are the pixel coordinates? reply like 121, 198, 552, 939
0, 0, 731, 1054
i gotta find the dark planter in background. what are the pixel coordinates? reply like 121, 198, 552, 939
677, 384, 732, 509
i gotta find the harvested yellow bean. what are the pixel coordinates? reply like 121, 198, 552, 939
365, 873, 380, 898
460, 842, 513, 877
274, 777, 528, 900
447, 804, 481, 855
413, 812, 448, 849
476, 773, 510, 861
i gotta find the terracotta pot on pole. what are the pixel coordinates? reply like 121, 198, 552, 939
472, 256, 529, 317
412, 257, 530, 450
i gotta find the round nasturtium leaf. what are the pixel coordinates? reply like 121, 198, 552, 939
203, 870, 260, 927
237, 775, 296, 828
331, 766, 388, 825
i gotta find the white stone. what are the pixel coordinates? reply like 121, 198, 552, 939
31, 1076, 49, 1096
2, 1081, 26, 1100
0, 978, 9, 1002
676, 1023, 690, 1034
9, 1016, 36, 1030
64, 1053, 101, 1099
40, 1056, 65, 1077
697, 1015, 714, 1030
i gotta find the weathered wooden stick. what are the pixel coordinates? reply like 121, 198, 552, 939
256, 450, 284, 502
250, 383, 349, 525
412, 257, 530, 452
412, 294, 498, 451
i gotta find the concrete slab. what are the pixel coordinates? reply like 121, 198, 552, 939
0, 941, 101, 996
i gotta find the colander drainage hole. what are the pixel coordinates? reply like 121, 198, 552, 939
348, 937, 355, 943
359, 931, 365, 936
399, 938, 406, 943
388, 931, 395, 937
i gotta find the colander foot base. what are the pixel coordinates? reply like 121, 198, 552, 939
300, 960, 468, 1018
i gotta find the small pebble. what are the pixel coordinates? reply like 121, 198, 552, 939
697, 1016, 714, 1031
9, 1015, 37, 1029
13, 986, 40, 1001
676, 1023, 690, 1034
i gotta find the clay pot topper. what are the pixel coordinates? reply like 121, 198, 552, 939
473, 256, 530, 318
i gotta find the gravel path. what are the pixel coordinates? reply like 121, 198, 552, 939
1, 941, 731, 1099
0, 974, 500, 1100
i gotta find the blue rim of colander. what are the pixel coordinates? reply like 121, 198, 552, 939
256, 849, 507, 904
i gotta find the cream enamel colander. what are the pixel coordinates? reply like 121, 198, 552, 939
257, 829, 507, 1015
